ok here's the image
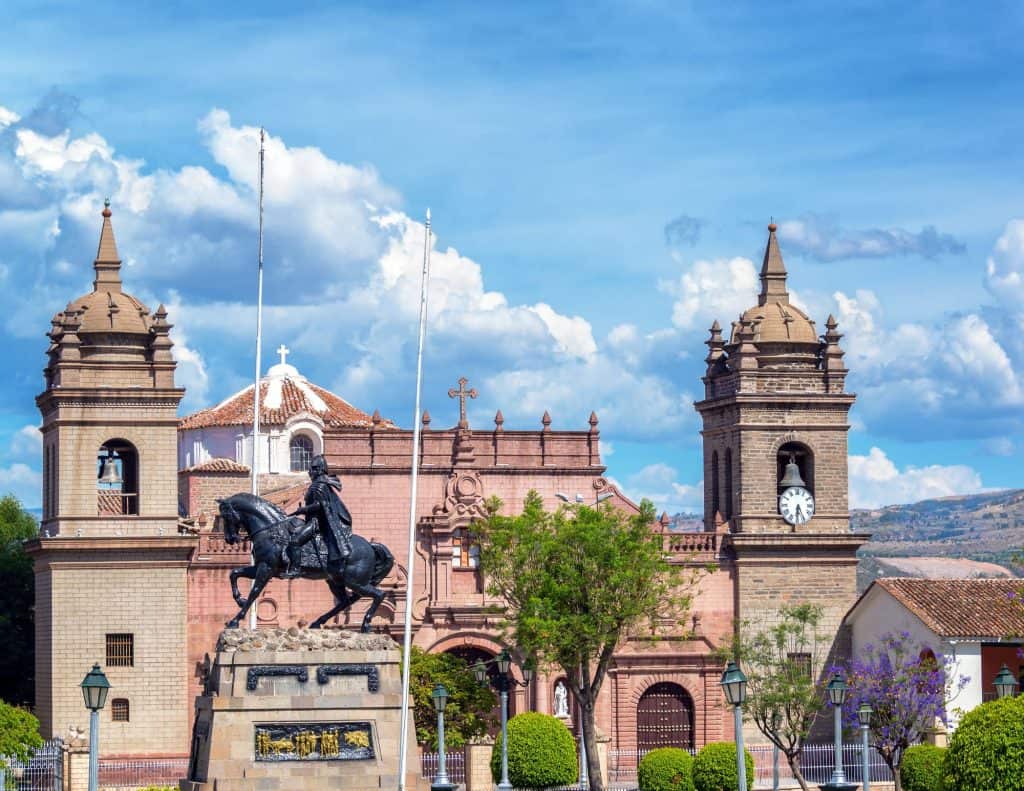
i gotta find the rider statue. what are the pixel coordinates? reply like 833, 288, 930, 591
282, 454, 353, 579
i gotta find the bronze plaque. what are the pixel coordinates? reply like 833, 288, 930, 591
254, 722, 374, 761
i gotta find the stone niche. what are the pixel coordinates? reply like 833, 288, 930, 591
180, 627, 428, 791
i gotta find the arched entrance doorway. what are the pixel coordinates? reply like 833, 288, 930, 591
636, 682, 694, 753
443, 646, 516, 725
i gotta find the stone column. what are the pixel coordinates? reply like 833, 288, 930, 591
463, 736, 495, 791
63, 744, 90, 791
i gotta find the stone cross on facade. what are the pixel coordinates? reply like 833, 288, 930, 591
448, 376, 478, 429
277, 344, 290, 366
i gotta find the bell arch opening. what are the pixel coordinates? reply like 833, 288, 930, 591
777, 441, 814, 494
97, 439, 139, 516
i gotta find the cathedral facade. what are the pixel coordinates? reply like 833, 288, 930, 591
28, 207, 864, 763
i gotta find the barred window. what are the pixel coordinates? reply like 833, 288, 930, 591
787, 652, 812, 680
290, 435, 314, 472
106, 633, 134, 667
111, 698, 130, 722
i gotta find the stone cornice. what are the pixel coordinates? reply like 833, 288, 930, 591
695, 392, 856, 412
724, 532, 870, 556
25, 534, 197, 568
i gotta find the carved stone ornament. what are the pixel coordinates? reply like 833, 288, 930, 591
246, 665, 309, 691
316, 664, 380, 692
433, 470, 487, 520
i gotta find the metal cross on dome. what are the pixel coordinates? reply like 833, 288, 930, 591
277, 344, 290, 366
448, 376, 478, 429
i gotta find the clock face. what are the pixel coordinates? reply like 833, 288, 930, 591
779, 486, 815, 525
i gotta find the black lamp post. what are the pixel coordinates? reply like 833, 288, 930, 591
994, 664, 1019, 699
857, 703, 873, 791
720, 661, 748, 791
81, 663, 110, 791
430, 684, 456, 791
473, 649, 534, 791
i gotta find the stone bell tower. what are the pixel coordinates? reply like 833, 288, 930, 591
27, 202, 194, 755
694, 223, 867, 650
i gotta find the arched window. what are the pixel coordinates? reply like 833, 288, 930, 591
777, 441, 814, 494
97, 439, 138, 516
724, 448, 733, 520
290, 435, 314, 472
710, 451, 720, 518
637, 682, 695, 753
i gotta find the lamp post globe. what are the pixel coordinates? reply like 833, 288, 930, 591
80, 664, 110, 791
826, 673, 848, 707
994, 664, 1019, 699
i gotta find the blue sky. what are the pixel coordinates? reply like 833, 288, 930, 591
1, 0, 1022, 512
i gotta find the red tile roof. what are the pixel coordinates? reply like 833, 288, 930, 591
179, 458, 251, 474
179, 376, 395, 431
874, 578, 1024, 638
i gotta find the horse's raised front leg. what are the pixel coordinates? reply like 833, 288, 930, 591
227, 563, 273, 628
229, 565, 257, 608
309, 578, 353, 630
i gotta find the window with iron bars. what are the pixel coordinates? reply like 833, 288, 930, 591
106, 633, 134, 667
787, 652, 812, 680
111, 698, 130, 722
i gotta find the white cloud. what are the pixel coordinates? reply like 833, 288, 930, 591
0, 106, 20, 128
0, 463, 42, 508
848, 447, 985, 509
661, 256, 758, 330
986, 219, 1024, 309
9, 425, 41, 458
623, 462, 702, 514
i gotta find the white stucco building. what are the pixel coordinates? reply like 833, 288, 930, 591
844, 578, 1024, 730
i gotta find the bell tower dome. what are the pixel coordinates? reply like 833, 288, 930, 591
695, 222, 867, 654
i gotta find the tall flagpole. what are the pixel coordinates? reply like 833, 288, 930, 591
249, 128, 266, 630
397, 209, 432, 791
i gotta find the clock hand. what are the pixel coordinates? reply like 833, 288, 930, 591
795, 503, 804, 523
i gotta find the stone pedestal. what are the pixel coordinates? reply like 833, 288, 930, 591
180, 628, 429, 791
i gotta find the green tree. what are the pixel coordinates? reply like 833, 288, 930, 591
476, 491, 703, 791
724, 604, 829, 791
0, 699, 42, 761
0, 495, 37, 706
408, 647, 496, 748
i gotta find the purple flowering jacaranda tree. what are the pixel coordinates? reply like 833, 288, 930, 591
839, 631, 968, 791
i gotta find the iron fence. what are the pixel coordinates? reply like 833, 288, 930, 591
98, 757, 189, 790
420, 750, 467, 784
0, 739, 63, 791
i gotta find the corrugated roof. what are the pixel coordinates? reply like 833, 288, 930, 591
874, 578, 1024, 638
180, 370, 395, 431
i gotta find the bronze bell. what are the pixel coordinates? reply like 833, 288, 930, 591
98, 456, 122, 485
779, 456, 805, 488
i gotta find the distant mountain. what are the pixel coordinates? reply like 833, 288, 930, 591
852, 489, 1024, 589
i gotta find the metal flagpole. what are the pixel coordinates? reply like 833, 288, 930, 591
249, 128, 266, 630
397, 209, 432, 791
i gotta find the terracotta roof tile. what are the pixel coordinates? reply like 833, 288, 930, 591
179, 458, 251, 474
875, 578, 1024, 638
180, 375, 395, 431
262, 483, 307, 514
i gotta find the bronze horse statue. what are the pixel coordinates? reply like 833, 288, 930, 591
216, 492, 394, 631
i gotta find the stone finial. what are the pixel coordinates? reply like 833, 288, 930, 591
659, 511, 670, 530
93, 200, 122, 293
735, 318, 759, 370
588, 411, 599, 432
713, 510, 727, 532
422, 410, 431, 429
371, 409, 382, 427
758, 219, 789, 307
823, 313, 846, 374
494, 410, 504, 432
541, 410, 552, 431
705, 319, 725, 370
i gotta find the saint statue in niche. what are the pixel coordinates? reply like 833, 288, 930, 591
554, 680, 569, 718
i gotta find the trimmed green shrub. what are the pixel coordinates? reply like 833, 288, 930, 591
692, 742, 754, 791
945, 695, 1024, 791
490, 712, 577, 788
900, 744, 945, 791
638, 747, 695, 791
0, 700, 42, 761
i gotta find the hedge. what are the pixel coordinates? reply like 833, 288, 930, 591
638, 747, 695, 791
900, 744, 945, 791
490, 712, 577, 788
692, 742, 754, 791
944, 695, 1024, 791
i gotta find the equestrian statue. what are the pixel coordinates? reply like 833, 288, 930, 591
216, 455, 394, 631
